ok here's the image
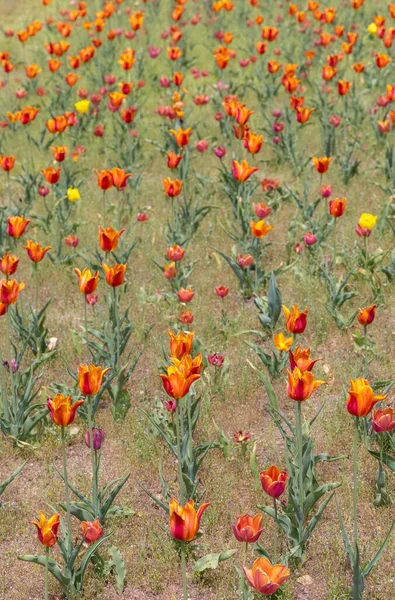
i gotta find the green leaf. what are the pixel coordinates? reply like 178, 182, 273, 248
303, 491, 336, 543
18, 555, 70, 588
363, 514, 395, 576
193, 549, 238, 573
267, 272, 282, 328
303, 482, 340, 515
369, 450, 395, 472
0, 461, 26, 497
109, 546, 126, 594
335, 496, 355, 566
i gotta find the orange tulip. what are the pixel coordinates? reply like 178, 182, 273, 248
99, 226, 125, 252
51, 146, 68, 162
166, 245, 185, 262
312, 156, 332, 174
31, 511, 60, 548
0, 154, 15, 172
166, 151, 183, 169
7, 215, 30, 238
102, 262, 127, 287
232, 514, 263, 543
169, 127, 192, 147
260, 465, 288, 498
47, 393, 84, 426
176, 288, 195, 303
41, 166, 61, 184
163, 262, 176, 279
163, 177, 183, 197
0, 279, 24, 305
249, 219, 273, 238
273, 333, 293, 352
357, 305, 376, 326
0, 252, 19, 276
81, 519, 103, 544
244, 132, 263, 154
243, 558, 290, 596
337, 80, 352, 96
329, 197, 346, 218
346, 378, 386, 418
95, 169, 113, 190
160, 355, 200, 399
287, 367, 326, 401
289, 346, 321, 373
232, 159, 258, 182
110, 168, 132, 189
372, 408, 395, 433
24, 240, 51, 263
235, 105, 254, 126
46, 115, 67, 134
171, 352, 203, 376
78, 363, 110, 396
19, 106, 39, 124
296, 106, 315, 123
169, 498, 210, 542
376, 53, 390, 68
283, 305, 308, 334
167, 330, 194, 358
74, 268, 99, 294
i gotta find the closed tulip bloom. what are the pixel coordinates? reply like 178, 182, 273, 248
338, 80, 352, 95
250, 219, 273, 238
0, 154, 15, 171
167, 151, 183, 169
244, 132, 263, 154
85, 427, 105, 450
110, 168, 132, 189
161, 356, 201, 399
283, 305, 308, 334
7, 215, 30, 238
243, 558, 290, 596
0, 279, 24, 305
95, 169, 113, 190
81, 519, 103, 544
346, 378, 386, 418
41, 166, 61, 184
358, 213, 377, 231
178, 310, 194, 324
232, 514, 263, 543
163, 177, 183, 198
75, 268, 99, 294
67, 187, 80, 202
169, 498, 210, 542
78, 364, 110, 396
51, 146, 67, 162
329, 197, 346, 218
287, 367, 326, 401
289, 346, 321, 372
296, 106, 315, 123
372, 408, 395, 433
216, 286, 229, 298
260, 465, 288, 498
357, 305, 376, 326
75, 99, 90, 113
166, 245, 185, 262
254, 203, 271, 218
24, 240, 51, 263
312, 156, 332, 174
232, 159, 259, 182
177, 288, 195, 303
304, 232, 317, 246
163, 262, 176, 279
273, 333, 293, 352
169, 127, 192, 147
31, 511, 60, 548
0, 252, 19, 276
47, 393, 84, 426
99, 226, 125, 252
238, 254, 254, 268
102, 262, 127, 287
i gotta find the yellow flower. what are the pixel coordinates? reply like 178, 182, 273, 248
367, 23, 377, 35
67, 187, 80, 202
75, 100, 90, 114
273, 332, 293, 352
358, 213, 377, 231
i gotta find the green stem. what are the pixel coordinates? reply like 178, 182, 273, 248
353, 418, 359, 553
176, 401, 185, 504
180, 543, 188, 600
187, 393, 193, 465
363, 325, 368, 378
6, 308, 16, 415
333, 218, 337, 280
295, 401, 304, 542
113, 286, 120, 368
0, 339, 9, 421
84, 296, 88, 361
273, 498, 278, 563
61, 427, 73, 554
364, 236, 368, 270
34, 263, 39, 315
45, 546, 49, 600
87, 399, 98, 514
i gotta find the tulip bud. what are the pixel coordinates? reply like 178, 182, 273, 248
85, 427, 105, 450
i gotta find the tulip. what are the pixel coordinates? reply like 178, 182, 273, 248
7, 215, 30, 238
51, 146, 67, 162
207, 353, 224, 367
47, 394, 84, 426
177, 288, 195, 303
41, 166, 61, 184
67, 187, 80, 202
167, 330, 194, 358
287, 367, 326, 401
329, 197, 346, 218
234, 430, 251, 443
357, 305, 376, 326
31, 511, 60, 548
313, 156, 332, 173
232, 514, 263, 543
304, 232, 317, 246
24, 241, 51, 263
178, 310, 194, 324
0, 154, 15, 171
358, 213, 377, 231
81, 519, 103, 544
110, 168, 132, 189
243, 558, 290, 596
260, 465, 288, 498
75, 268, 99, 294
95, 169, 113, 190
232, 159, 258, 182
85, 427, 105, 450
0, 279, 24, 305
166, 151, 183, 169
169, 127, 192, 147
273, 332, 293, 352
161, 356, 201, 400
346, 378, 386, 418
338, 80, 352, 95
166, 245, 185, 262
289, 346, 321, 372
102, 262, 127, 287
237, 254, 254, 268
169, 498, 210, 542
99, 226, 125, 253
283, 304, 308, 334
244, 132, 263, 154
296, 106, 315, 123
215, 286, 229, 298
78, 364, 110, 396
65, 235, 79, 247
75, 99, 90, 113
372, 408, 395, 433
249, 219, 273, 238
0, 252, 19, 276
253, 203, 271, 218
163, 177, 183, 198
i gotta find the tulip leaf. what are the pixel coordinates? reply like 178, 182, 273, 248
303, 482, 340, 515
363, 514, 395, 577
267, 272, 282, 328
109, 545, 126, 594
303, 491, 336, 543
18, 555, 70, 588
135, 478, 169, 513
76, 534, 110, 585
335, 496, 355, 566
0, 461, 26, 497
368, 450, 395, 472
100, 473, 130, 520
193, 549, 238, 573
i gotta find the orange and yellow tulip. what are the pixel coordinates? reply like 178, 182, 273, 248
329, 197, 346, 218
99, 226, 125, 252
47, 393, 84, 426
95, 169, 113, 191
0, 154, 15, 172
273, 333, 293, 352
51, 146, 68, 162
110, 168, 132, 189
283, 305, 308, 334
243, 558, 290, 596
249, 219, 273, 238
41, 166, 61, 184
163, 177, 183, 198
169, 127, 192, 147
31, 511, 60, 548
7, 215, 30, 238
78, 364, 110, 396
24, 240, 51, 263
169, 498, 210, 542
102, 262, 127, 287
0, 279, 24, 305
287, 367, 326, 401
357, 305, 376, 326
232, 159, 258, 182
289, 346, 321, 373
75, 268, 99, 294
312, 156, 332, 174
167, 330, 194, 358
160, 355, 200, 399
260, 465, 288, 498
0, 252, 19, 276
346, 378, 386, 418
232, 514, 263, 543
